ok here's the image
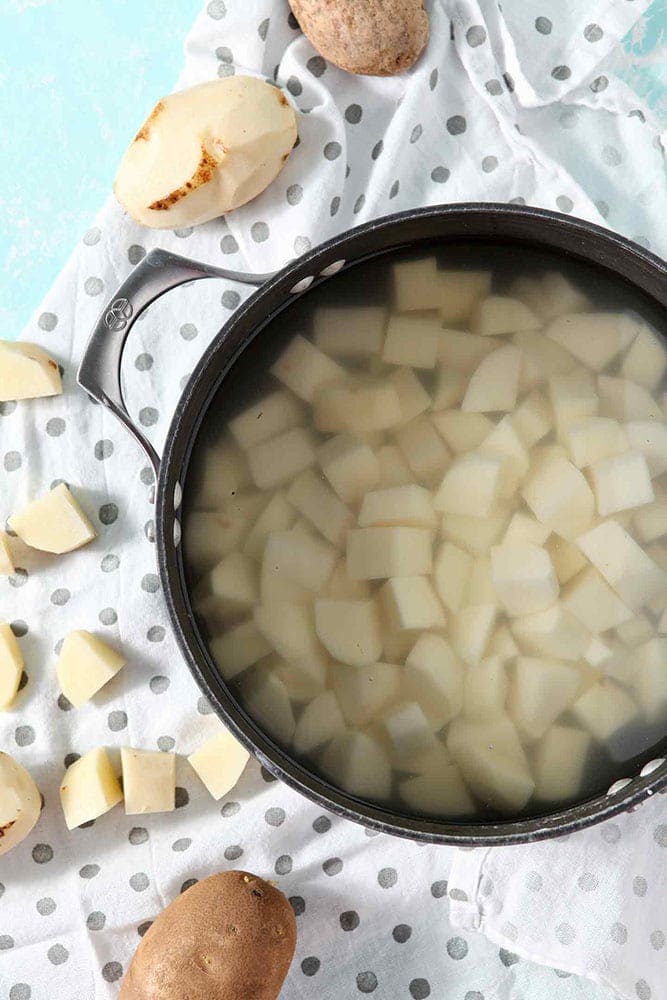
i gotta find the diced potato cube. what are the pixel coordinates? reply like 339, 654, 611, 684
463, 655, 507, 721
504, 512, 550, 547
438, 328, 496, 373
403, 741, 453, 775
389, 367, 432, 423
380, 577, 446, 631
447, 716, 534, 813
471, 295, 540, 337
287, 469, 353, 547
293, 691, 346, 756
359, 484, 436, 529
511, 272, 590, 322
404, 634, 464, 729
120, 747, 175, 815
376, 444, 413, 489
312, 380, 354, 434
634, 497, 667, 543
60, 747, 123, 830
431, 368, 466, 411
0, 532, 14, 576
571, 680, 638, 742
512, 329, 576, 380
314, 598, 382, 667
533, 725, 592, 802
438, 271, 491, 324
660, 609, 667, 634
194, 437, 251, 509
56, 630, 125, 708
545, 536, 587, 585
632, 638, 667, 722
561, 564, 633, 633
433, 542, 473, 613
321, 731, 391, 800
616, 616, 654, 647
326, 559, 370, 600
228, 390, 304, 451
315, 380, 402, 436
9, 483, 96, 554
393, 257, 440, 311
509, 657, 581, 742
625, 421, 667, 478
431, 410, 493, 454
267, 652, 321, 703
511, 604, 589, 661
585, 635, 612, 668
399, 766, 475, 817
253, 603, 327, 684
489, 623, 519, 664
565, 417, 629, 469
347, 527, 432, 580
319, 434, 380, 503
271, 334, 346, 402
209, 620, 272, 680
549, 370, 599, 443
247, 427, 316, 490
545, 313, 638, 371
621, 323, 667, 391
382, 627, 420, 663
434, 452, 502, 517
188, 726, 249, 799
466, 556, 498, 608
313, 306, 386, 357
461, 344, 522, 413
194, 551, 258, 625
578, 519, 667, 611
240, 670, 296, 745
0, 624, 23, 710
382, 315, 440, 369
491, 543, 559, 616
598, 375, 661, 422
333, 662, 401, 727
0, 341, 62, 401
243, 493, 295, 561
590, 451, 654, 517
522, 452, 595, 532
395, 415, 451, 485
382, 702, 436, 759
450, 603, 497, 666
441, 510, 510, 556
186, 494, 265, 575
480, 416, 529, 499
512, 390, 553, 447
262, 528, 336, 595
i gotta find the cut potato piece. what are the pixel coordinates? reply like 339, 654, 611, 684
0, 340, 62, 401
598, 375, 662, 422
121, 747, 175, 815
512, 390, 553, 448
577, 519, 667, 611
471, 295, 540, 337
347, 527, 432, 580
209, 620, 272, 680
433, 541, 473, 614
616, 616, 654, 647
504, 512, 550, 548
313, 306, 386, 358
511, 604, 589, 661
393, 257, 439, 311
461, 344, 521, 413
315, 380, 402, 436
318, 433, 380, 503
522, 452, 595, 533
561, 565, 634, 633
533, 725, 592, 802
253, 603, 327, 685
399, 766, 475, 817
240, 669, 296, 745
359, 485, 436, 529
625, 421, 667, 478
195, 551, 259, 624
272, 654, 324, 703
438, 271, 491, 324
262, 528, 336, 594
326, 560, 370, 600
509, 657, 581, 742
9, 483, 96, 554
382, 627, 420, 663
438, 328, 496, 374
389, 367, 431, 423
321, 731, 391, 801
480, 417, 529, 499
441, 510, 510, 556
314, 599, 382, 667
56, 630, 125, 708
271, 334, 346, 403
228, 390, 304, 450
450, 603, 497, 667
404, 741, 452, 776
511, 272, 589, 322
187, 495, 265, 575
395, 415, 450, 485
247, 427, 316, 490
621, 323, 667, 391
548, 533, 593, 583
489, 624, 519, 664
382, 702, 436, 759
432, 410, 493, 454
634, 497, 667, 543
549, 370, 599, 443
431, 368, 466, 411
382, 315, 440, 369
404, 634, 464, 729
293, 691, 346, 756
590, 451, 654, 517
466, 556, 498, 608
571, 680, 638, 742
0, 752, 41, 856
194, 437, 251, 509
632, 638, 667, 723
188, 726, 250, 799
287, 469, 353, 547
447, 716, 534, 814
565, 417, 628, 469
491, 542, 558, 617
434, 452, 502, 517
243, 492, 295, 561
0, 531, 14, 576
0, 624, 23, 710
545, 313, 637, 371
376, 444, 414, 488
585, 635, 612, 668
333, 662, 401, 727
463, 656, 507, 721
380, 577, 446, 631
60, 747, 123, 830
513, 328, 576, 380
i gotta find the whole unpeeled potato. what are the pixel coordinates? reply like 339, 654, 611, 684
0, 752, 41, 856
114, 77, 297, 229
119, 871, 297, 1000
289, 0, 429, 76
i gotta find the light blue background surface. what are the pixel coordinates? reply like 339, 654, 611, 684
0, 0, 665, 338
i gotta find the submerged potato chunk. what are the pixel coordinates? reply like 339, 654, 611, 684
571, 680, 638, 742
380, 576, 446, 631
318, 434, 380, 503
393, 257, 440, 312
209, 620, 272, 680
471, 295, 540, 337
0, 341, 62, 401
334, 662, 401, 728
438, 271, 491, 324
9, 484, 96, 554
399, 765, 475, 817
590, 450, 654, 517
188, 726, 250, 799
60, 747, 123, 829
56, 630, 126, 707
228, 390, 304, 451
382, 701, 436, 759
313, 306, 386, 358
321, 731, 391, 800
447, 716, 534, 814
347, 527, 432, 580
545, 312, 637, 371
395, 415, 451, 484
247, 427, 316, 490
239, 669, 296, 745
404, 634, 464, 729
382, 315, 440, 369
434, 452, 502, 517
314, 598, 382, 667
509, 657, 581, 742
272, 334, 346, 403
358, 484, 436, 529
533, 725, 592, 802
491, 542, 559, 617
577, 519, 667, 611
433, 541, 473, 613
293, 690, 346, 756
461, 344, 522, 413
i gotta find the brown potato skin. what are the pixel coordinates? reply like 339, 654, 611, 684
119, 871, 297, 1000
290, 0, 429, 76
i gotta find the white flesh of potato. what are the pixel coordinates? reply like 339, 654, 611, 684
0, 531, 14, 576
621, 324, 667, 391
395, 415, 451, 485
326, 560, 371, 600
490, 542, 559, 616
471, 295, 540, 337
438, 328, 495, 373
461, 344, 522, 413
293, 691, 346, 755
503, 512, 550, 547
509, 657, 581, 742
634, 497, 667, 543
466, 557, 498, 609
545, 536, 587, 584
60, 747, 123, 830
441, 510, 510, 556
346, 527, 432, 580
438, 271, 491, 324
382, 701, 437, 760
0, 752, 41, 855
565, 417, 629, 469
392, 257, 440, 312
358, 484, 436, 529
56, 630, 125, 708
188, 726, 249, 800
545, 313, 637, 371
253, 603, 327, 684
314, 599, 382, 667
590, 451, 654, 517
121, 747, 175, 815
512, 272, 589, 322
480, 417, 530, 499
313, 306, 386, 358
194, 438, 251, 509
489, 624, 519, 664
433, 541, 473, 614
195, 551, 259, 625
510, 604, 589, 661
333, 663, 401, 727
434, 452, 502, 517
625, 421, 667, 477
571, 680, 638, 742
209, 620, 272, 680
598, 375, 662, 422
561, 565, 634, 633
404, 634, 464, 729
431, 410, 493, 454
585, 635, 613, 668
463, 656, 508, 721
511, 390, 553, 448
314, 380, 402, 436
320, 731, 391, 801
616, 617, 654, 647
381, 577, 446, 631
318, 433, 380, 503
382, 315, 440, 369
533, 725, 592, 802
450, 604, 497, 667
0, 341, 62, 401
274, 654, 325, 703
240, 670, 296, 745
447, 716, 534, 814
228, 390, 304, 451
262, 528, 336, 594
632, 638, 667, 723
577, 520, 667, 611
389, 367, 432, 422
187, 496, 265, 575
549, 370, 599, 443
403, 741, 453, 776
521, 452, 595, 535
0, 624, 23, 710
114, 77, 297, 228
247, 427, 316, 490
243, 492, 296, 561
377, 444, 414, 489
287, 469, 353, 547
9, 484, 96, 554
272, 334, 347, 403
399, 766, 475, 817
431, 368, 467, 411
513, 329, 576, 380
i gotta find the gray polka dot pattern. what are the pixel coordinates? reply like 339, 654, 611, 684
84, 276, 104, 296
129, 873, 149, 892
36, 898, 56, 916
356, 971, 378, 993
102, 962, 123, 983
47, 944, 68, 966
535, 16, 552, 34
38, 311, 58, 331
108, 710, 127, 732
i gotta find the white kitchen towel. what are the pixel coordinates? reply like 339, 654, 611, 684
1, 2, 665, 999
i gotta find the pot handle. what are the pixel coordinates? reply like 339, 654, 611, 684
77, 247, 273, 476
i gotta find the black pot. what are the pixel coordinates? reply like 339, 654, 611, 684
78, 203, 667, 845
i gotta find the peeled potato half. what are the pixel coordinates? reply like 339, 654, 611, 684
114, 77, 298, 229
